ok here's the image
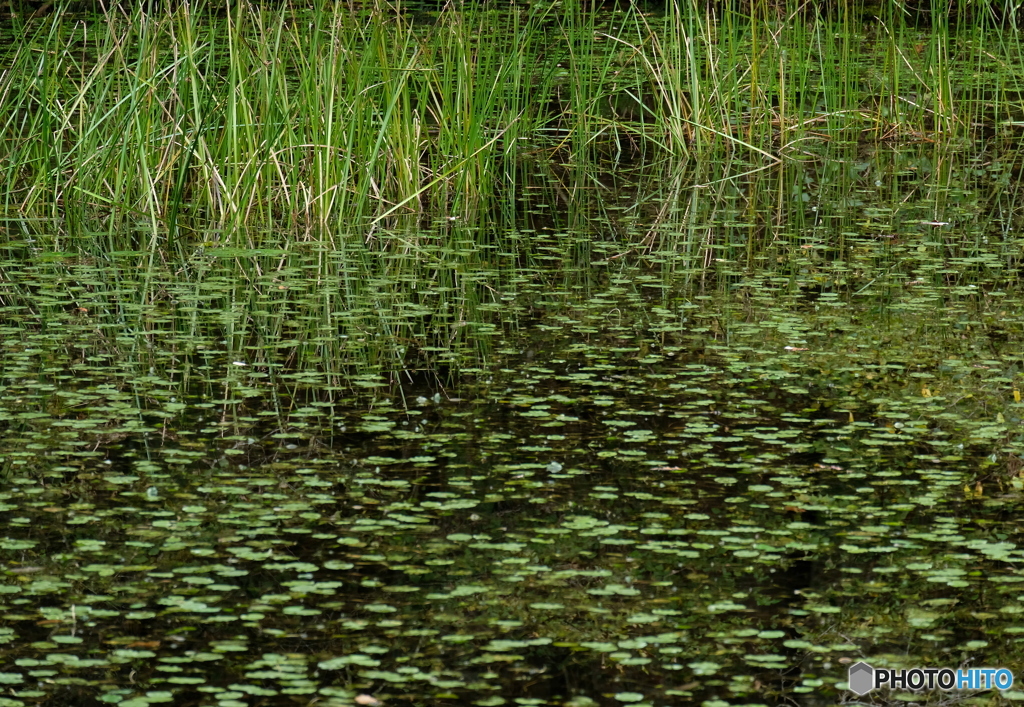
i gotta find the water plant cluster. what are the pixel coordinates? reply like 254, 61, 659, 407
4, 0, 1024, 238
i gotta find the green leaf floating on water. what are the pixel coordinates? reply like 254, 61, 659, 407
688, 661, 722, 675
364, 604, 397, 613
318, 655, 381, 669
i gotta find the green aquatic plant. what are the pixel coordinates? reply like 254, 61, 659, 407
3, 0, 1016, 241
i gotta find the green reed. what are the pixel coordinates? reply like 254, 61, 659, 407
1, 0, 1020, 248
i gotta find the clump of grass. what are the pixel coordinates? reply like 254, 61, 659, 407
1, 0, 1019, 249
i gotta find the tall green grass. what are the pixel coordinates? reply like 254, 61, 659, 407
1, 0, 1020, 249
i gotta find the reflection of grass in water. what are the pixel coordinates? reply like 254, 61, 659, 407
2, 0, 1020, 241
1, 126, 1021, 385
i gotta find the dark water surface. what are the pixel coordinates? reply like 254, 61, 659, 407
4, 137, 1024, 707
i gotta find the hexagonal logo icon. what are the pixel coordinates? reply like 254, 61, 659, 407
848, 661, 875, 695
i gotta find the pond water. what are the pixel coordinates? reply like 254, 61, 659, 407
5, 2, 1024, 707
5, 138, 1024, 705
